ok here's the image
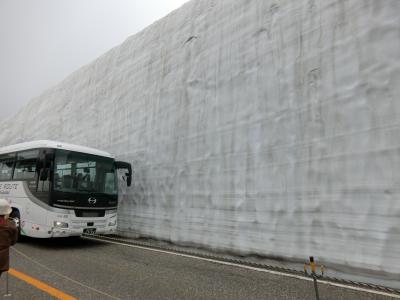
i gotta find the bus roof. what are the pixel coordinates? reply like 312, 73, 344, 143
0, 140, 114, 158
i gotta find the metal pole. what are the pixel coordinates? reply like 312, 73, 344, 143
4, 271, 11, 297
309, 257, 320, 300
312, 274, 320, 300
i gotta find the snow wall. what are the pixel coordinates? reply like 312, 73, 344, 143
1, 0, 400, 288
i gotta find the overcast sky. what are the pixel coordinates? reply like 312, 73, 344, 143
0, 0, 190, 120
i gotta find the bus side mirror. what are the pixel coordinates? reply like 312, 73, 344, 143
115, 161, 132, 187
126, 172, 132, 187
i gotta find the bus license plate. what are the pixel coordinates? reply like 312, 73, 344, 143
83, 228, 96, 235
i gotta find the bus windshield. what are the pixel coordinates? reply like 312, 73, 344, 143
53, 149, 117, 195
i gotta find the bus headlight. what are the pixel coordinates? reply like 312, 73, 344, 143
108, 219, 117, 226
54, 221, 69, 228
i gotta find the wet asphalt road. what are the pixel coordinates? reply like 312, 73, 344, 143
5, 237, 397, 300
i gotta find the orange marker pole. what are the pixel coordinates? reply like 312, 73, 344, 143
310, 256, 316, 274
309, 257, 320, 300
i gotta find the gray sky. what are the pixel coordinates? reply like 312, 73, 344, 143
0, 0, 190, 120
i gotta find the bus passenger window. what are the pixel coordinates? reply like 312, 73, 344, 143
13, 150, 39, 180
0, 154, 15, 180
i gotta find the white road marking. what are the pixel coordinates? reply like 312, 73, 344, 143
83, 236, 400, 299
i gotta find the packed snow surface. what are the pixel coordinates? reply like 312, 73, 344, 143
1, 0, 400, 287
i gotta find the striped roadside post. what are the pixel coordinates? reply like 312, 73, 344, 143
309, 257, 320, 300
304, 256, 325, 300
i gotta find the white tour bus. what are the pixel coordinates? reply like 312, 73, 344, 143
0, 140, 132, 238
